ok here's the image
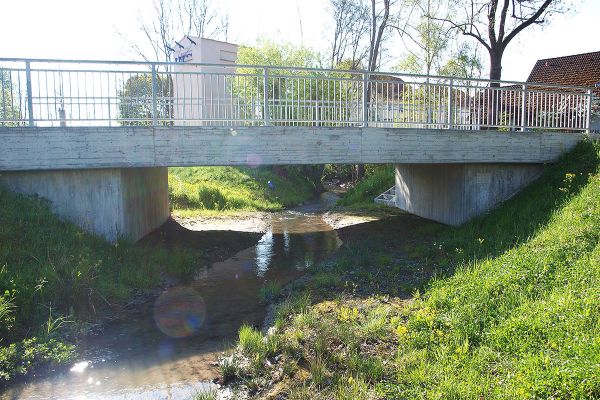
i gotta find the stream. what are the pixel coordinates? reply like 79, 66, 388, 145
2, 196, 344, 399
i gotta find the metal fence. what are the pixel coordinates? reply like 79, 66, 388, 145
0, 58, 594, 131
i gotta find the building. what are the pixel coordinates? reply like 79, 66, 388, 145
171, 36, 238, 125
526, 51, 600, 131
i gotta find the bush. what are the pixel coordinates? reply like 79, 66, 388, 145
337, 166, 394, 207
198, 185, 227, 210
0, 337, 76, 384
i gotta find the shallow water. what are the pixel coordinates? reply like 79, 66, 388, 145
2, 207, 341, 399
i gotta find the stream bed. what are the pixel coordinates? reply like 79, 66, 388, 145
2, 201, 344, 399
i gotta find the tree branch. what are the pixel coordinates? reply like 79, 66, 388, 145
503, 0, 553, 46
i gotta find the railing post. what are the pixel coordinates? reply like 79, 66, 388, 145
585, 89, 593, 134
362, 72, 369, 127
25, 61, 34, 126
521, 84, 527, 131
447, 79, 454, 129
151, 64, 158, 126
263, 67, 270, 125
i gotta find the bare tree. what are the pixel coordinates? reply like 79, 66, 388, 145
392, 0, 450, 76
125, 0, 229, 64
329, 0, 371, 69
367, 0, 391, 73
434, 0, 569, 83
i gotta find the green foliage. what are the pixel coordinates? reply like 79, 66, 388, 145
117, 73, 173, 126
0, 71, 23, 125
438, 43, 483, 80
237, 324, 280, 373
258, 281, 282, 303
237, 39, 323, 70
0, 185, 201, 382
193, 387, 218, 400
337, 165, 394, 208
222, 141, 600, 399
168, 166, 316, 215
387, 141, 600, 399
0, 337, 76, 384
234, 40, 358, 126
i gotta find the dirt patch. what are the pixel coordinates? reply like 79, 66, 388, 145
174, 212, 271, 234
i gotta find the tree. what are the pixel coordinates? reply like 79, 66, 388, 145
329, 0, 371, 69
435, 0, 569, 82
0, 71, 22, 126
234, 41, 328, 190
125, 0, 229, 64
438, 43, 483, 80
393, 0, 450, 76
117, 74, 173, 126
367, 0, 392, 73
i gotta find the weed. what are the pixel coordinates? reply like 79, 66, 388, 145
258, 281, 281, 303
193, 386, 218, 400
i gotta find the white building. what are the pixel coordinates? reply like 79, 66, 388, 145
172, 36, 238, 125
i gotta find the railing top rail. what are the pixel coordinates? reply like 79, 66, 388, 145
0, 57, 594, 92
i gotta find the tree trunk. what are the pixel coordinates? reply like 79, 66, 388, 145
489, 49, 503, 84
486, 48, 504, 128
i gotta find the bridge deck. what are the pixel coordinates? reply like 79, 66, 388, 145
0, 126, 586, 171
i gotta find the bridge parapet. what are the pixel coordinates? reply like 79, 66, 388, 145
0, 58, 593, 132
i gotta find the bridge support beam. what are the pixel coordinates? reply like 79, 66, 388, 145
394, 163, 544, 226
0, 167, 169, 242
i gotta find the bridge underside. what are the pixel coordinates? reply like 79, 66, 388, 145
0, 126, 589, 241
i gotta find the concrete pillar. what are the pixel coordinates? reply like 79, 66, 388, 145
394, 163, 544, 225
0, 167, 169, 242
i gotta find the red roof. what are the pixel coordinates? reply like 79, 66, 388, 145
526, 51, 600, 90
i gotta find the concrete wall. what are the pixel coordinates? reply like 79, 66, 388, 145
0, 167, 169, 242
0, 127, 587, 171
395, 163, 544, 225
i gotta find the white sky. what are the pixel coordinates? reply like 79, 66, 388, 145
0, 0, 597, 82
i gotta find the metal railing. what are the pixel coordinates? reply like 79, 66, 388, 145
0, 58, 594, 132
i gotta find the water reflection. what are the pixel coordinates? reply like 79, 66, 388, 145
2, 210, 340, 400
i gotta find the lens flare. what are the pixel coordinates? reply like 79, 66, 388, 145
246, 154, 262, 168
153, 286, 206, 338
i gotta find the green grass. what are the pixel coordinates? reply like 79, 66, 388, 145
219, 141, 600, 399
258, 281, 282, 303
169, 166, 318, 215
0, 186, 201, 384
336, 165, 394, 209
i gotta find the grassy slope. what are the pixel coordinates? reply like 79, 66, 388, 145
221, 141, 600, 399
0, 187, 199, 383
169, 166, 317, 216
336, 165, 394, 209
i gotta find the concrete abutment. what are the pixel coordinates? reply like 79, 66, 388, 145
394, 163, 544, 225
0, 167, 169, 242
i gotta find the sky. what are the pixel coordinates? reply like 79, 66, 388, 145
0, 0, 598, 82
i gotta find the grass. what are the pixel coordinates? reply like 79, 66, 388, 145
0, 185, 202, 384
218, 140, 600, 399
336, 165, 394, 209
193, 386, 218, 400
168, 166, 318, 216
258, 281, 282, 303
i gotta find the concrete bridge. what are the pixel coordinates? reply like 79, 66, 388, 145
0, 59, 595, 241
